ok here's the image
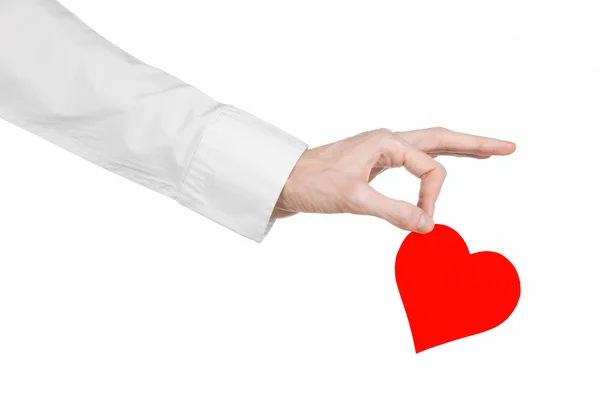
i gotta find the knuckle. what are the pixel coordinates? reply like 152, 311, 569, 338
402, 208, 424, 230
372, 128, 394, 139
366, 129, 395, 148
432, 126, 450, 139
363, 128, 391, 137
437, 163, 447, 178
427, 128, 450, 148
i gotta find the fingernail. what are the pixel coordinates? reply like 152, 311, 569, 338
417, 214, 433, 233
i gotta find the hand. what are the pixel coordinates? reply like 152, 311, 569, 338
271, 127, 516, 233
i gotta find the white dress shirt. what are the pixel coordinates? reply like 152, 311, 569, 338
0, 0, 309, 242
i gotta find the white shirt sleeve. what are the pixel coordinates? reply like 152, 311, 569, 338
0, 0, 308, 242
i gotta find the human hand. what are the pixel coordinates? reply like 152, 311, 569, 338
271, 127, 515, 233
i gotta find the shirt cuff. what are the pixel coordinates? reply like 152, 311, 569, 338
175, 104, 308, 242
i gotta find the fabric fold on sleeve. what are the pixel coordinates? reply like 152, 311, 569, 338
0, 0, 308, 242
176, 104, 308, 242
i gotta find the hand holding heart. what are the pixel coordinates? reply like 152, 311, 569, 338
271, 127, 516, 232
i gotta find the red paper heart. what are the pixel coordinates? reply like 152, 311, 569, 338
395, 224, 520, 353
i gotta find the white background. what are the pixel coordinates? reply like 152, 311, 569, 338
1, 0, 599, 395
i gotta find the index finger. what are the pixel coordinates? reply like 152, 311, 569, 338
401, 128, 516, 156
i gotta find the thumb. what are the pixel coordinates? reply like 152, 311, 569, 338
353, 183, 435, 233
